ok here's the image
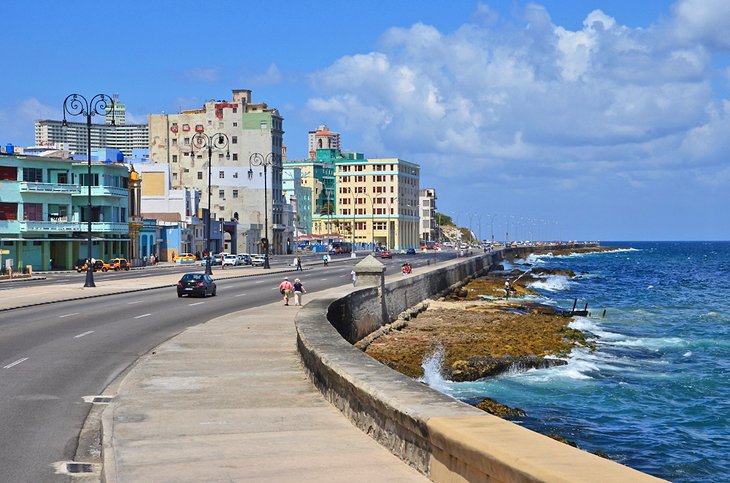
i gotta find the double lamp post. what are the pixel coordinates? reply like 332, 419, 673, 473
248, 152, 277, 269
62, 93, 115, 288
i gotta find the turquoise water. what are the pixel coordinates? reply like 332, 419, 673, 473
425, 242, 730, 481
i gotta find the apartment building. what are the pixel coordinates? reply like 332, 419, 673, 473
148, 89, 289, 255
307, 124, 340, 159
0, 154, 130, 271
419, 188, 438, 242
333, 153, 420, 250
35, 119, 148, 157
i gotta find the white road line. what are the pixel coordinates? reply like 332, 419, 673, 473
127, 300, 145, 305
134, 313, 152, 319
188, 302, 205, 306
254, 280, 264, 284
59, 313, 79, 318
320, 278, 328, 281
4, 357, 29, 369
234, 293, 247, 297
74, 330, 94, 339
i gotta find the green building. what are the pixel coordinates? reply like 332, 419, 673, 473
0, 154, 130, 272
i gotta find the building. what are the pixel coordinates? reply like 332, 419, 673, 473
148, 89, 288, 255
35, 98, 149, 157
308, 124, 340, 159
0, 153, 130, 271
284, 149, 337, 236
282, 167, 311, 237
419, 188, 438, 242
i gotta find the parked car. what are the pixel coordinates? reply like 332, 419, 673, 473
177, 273, 217, 298
237, 253, 252, 265
250, 255, 266, 266
109, 257, 130, 271
173, 252, 196, 264
76, 259, 110, 272
379, 250, 393, 259
406, 248, 417, 255
222, 255, 239, 267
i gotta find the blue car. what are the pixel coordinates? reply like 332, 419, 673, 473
406, 248, 417, 255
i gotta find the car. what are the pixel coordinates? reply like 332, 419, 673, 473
406, 248, 416, 255
109, 257, 130, 271
379, 250, 393, 259
222, 255, 239, 266
177, 272, 217, 298
237, 253, 252, 265
75, 259, 110, 272
173, 252, 196, 264
250, 255, 266, 266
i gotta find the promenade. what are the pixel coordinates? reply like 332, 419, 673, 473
0, 264, 428, 482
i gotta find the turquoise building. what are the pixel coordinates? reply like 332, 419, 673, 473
0, 154, 130, 271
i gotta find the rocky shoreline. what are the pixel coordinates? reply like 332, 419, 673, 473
363, 245, 622, 450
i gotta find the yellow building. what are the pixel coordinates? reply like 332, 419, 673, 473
334, 154, 420, 250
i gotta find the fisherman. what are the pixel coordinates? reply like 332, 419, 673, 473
504, 280, 512, 299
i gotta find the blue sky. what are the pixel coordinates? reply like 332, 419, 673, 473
1, 0, 729, 241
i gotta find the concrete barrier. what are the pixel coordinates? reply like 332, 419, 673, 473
295, 246, 665, 482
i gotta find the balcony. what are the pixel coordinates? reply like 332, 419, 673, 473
19, 221, 129, 234
19, 182, 80, 194
72, 186, 129, 197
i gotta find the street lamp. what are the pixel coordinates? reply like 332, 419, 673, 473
62, 93, 115, 288
363, 193, 375, 251
387, 196, 398, 250
248, 152, 278, 269
190, 132, 230, 276
489, 214, 497, 243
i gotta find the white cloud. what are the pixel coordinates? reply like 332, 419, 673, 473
0, 98, 57, 145
671, 0, 730, 50
305, 2, 729, 189
251, 63, 283, 85
185, 67, 220, 83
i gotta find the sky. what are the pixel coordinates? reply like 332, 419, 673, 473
1, 0, 728, 241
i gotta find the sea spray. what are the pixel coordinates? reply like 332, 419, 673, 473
419, 344, 450, 393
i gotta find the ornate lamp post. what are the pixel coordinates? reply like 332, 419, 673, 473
248, 153, 277, 269
489, 214, 497, 243
190, 132, 230, 276
387, 196, 398, 250
62, 93, 115, 288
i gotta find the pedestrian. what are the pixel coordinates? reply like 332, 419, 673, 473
296, 255, 302, 271
350, 270, 357, 286
292, 278, 306, 306
279, 277, 294, 306
323, 253, 329, 266
504, 280, 512, 299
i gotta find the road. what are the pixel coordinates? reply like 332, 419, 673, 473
0, 251, 456, 482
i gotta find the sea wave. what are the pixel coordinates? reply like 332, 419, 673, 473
528, 274, 573, 291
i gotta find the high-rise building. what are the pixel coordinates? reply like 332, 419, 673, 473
35, 119, 149, 157
308, 124, 340, 159
148, 89, 288, 255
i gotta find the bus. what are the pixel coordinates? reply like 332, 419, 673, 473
330, 241, 353, 254
420, 240, 436, 250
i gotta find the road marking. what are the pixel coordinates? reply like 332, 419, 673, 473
59, 313, 80, 318
134, 313, 151, 319
320, 278, 328, 281
4, 357, 28, 369
74, 331, 94, 339
254, 280, 264, 284
188, 302, 205, 306
234, 293, 247, 297
127, 300, 144, 305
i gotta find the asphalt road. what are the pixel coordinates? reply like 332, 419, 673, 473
0, 251, 456, 482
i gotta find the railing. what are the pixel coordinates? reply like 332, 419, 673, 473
19, 182, 80, 194
72, 186, 129, 197
19, 221, 129, 233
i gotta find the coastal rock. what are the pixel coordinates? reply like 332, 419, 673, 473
474, 397, 527, 419
530, 267, 576, 278
448, 355, 567, 382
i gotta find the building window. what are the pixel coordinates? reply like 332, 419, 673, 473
197, 172, 203, 180
172, 154, 178, 163
22, 167, 43, 183
219, 171, 225, 179
232, 153, 238, 161
233, 172, 238, 178
232, 190, 239, 199
233, 122, 238, 127
172, 173, 178, 181
219, 190, 225, 199
172, 138, 177, 146
0, 202, 18, 220
232, 136, 238, 144
23, 203, 43, 221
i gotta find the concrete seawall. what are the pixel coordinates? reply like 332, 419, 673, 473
295, 245, 665, 482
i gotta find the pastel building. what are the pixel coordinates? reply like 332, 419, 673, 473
308, 124, 340, 159
0, 153, 130, 271
419, 188, 438, 242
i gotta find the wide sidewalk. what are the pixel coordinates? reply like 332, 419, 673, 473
0, 264, 429, 482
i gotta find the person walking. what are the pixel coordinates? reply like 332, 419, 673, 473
350, 270, 357, 287
296, 255, 303, 271
279, 277, 294, 306
292, 278, 306, 306
323, 253, 329, 267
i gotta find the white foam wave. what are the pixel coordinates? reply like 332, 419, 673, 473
419, 346, 450, 392
528, 274, 572, 291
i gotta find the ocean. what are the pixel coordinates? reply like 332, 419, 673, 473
422, 241, 730, 482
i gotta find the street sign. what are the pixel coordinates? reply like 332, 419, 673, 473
0, 249, 9, 255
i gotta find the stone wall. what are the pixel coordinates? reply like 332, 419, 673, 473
295, 246, 664, 482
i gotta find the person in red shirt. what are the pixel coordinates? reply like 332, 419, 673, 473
279, 277, 294, 305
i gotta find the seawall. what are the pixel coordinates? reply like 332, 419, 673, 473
295, 245, 665, 482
